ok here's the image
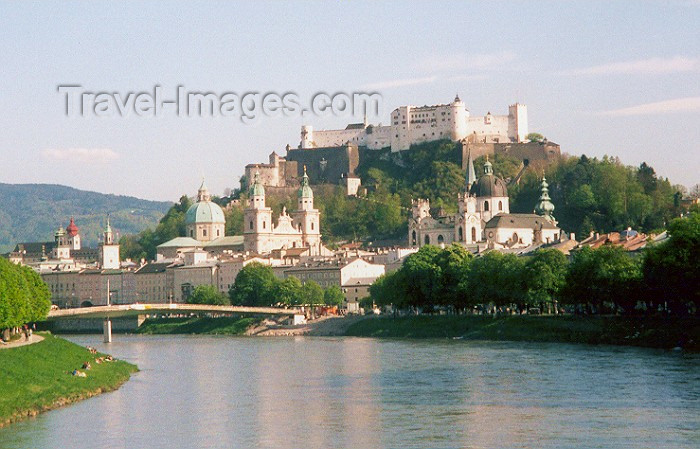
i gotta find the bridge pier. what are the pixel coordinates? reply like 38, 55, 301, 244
103, 318, 112, 343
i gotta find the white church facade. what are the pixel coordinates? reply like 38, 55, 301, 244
409, 153, 561, 250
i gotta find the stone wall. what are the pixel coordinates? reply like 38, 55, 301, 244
462, 141, 561, 169
286, 144, 359, 185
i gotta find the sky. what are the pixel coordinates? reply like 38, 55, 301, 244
0, 0, 698, 201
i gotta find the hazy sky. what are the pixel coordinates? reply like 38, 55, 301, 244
1, 1, 698, 201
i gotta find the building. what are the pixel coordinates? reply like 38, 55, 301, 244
134, 261, 172, 303
185, 181, 226, 242
409, 153, 562, 250
244, 150, 298, 188
300, 96, 528, 152
244, 168, 326, 256
283, 258, 385, 312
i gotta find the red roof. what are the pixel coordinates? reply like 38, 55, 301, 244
66, 217, 79, 236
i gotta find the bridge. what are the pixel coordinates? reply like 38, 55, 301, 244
47, 304, 305, 342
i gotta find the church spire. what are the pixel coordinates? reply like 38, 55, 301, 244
483, 154, 493, 175
197, 178, 211, 202
465, 149, 476, 191
534, 176, 556, 222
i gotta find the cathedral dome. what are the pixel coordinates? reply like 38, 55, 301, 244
470, 159, 508, 198
186, 181, 225, 225
186, 201, 225, 225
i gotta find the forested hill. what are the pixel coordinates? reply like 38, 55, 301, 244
0, 183, 172, 252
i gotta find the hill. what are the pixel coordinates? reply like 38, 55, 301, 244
0, 183, 172, 253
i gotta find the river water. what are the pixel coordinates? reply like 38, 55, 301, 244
1, 335, 698, 449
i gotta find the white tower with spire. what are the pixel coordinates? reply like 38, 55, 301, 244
291, 166, 321, 252
100, 216, 120, 269
244, 171, 273, 253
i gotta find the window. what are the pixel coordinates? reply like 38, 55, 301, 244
217, 229, 220, 237
311, 222, 314, 230
249, 221, 253, 230
484, 201, 489, 211
498, 201, 503, 211
424, 235, 430, 245
458, 227, 463, 241
190, 230, 194, 237
263, 221, 266, 229
412, 230, 417, 245
203, 229, 207, 237
471, 227, 477, 242
437, 234, 444, 244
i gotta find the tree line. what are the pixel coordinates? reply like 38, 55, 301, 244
368, 212, 699, 317
184, 263, 345, 308
0, 257, 52, 332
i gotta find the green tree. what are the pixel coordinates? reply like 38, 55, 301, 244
643, 212, 700, 315
274, 276, 303, 306
229, 262, 277, 306
522, 249, 568, 313
301, 280, 324, 306
526, 132, 545, 142
187, 285, 228, 305
466, 251, 524, 309
323, 285, 345, 307
433, 244, 473, 310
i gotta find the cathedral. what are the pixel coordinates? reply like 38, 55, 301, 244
409, 153, 562, 249
244, 167, 326, 256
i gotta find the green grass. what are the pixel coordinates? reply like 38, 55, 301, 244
345, 315, 700, 350
135, 316, 260, 335
0, 333, 138, 427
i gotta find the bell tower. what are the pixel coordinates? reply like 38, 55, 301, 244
291, 166, 321, 254
244, 171, 273, 253
100, 215, 120, 269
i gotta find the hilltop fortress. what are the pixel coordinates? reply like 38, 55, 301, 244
246, 96, 561, 192
302, 95, 528, 152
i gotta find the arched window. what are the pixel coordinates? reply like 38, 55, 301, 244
412, 230, 417, 244
512, 232, 519, 243
203, 229, 207, 237
263, 221, 266, 229
484, 201, 489, 211
498, 200, 503, 211
424, 235, 430, 245
471, 227, 477, 242
311, 221, 314, 230
437, 234, 444, 244
458, 227, 463, 241
217, 229, 220, 237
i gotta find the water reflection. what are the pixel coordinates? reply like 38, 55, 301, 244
0, 336, 698, 449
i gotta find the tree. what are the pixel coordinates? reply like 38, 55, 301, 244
187, 285, 228, 305
560, 246, 642, 314
0, 258, 51, 331
229, 263, 277, 306
466, 251, 524, 309
526, 132, 545, 143
301, 280, 324, 306
433, 244, 473, 310
401, 245, 443, 308
274, 276, 303, 306
323, 285, 345, 307
522, 249, 568, 313
643, 212, 700, 315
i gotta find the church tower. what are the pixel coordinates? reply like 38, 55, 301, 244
244, 171, 273, 254
100, 216, 120, 269
291, 166, 321, 254
66, 217, 81, 250
534, 176, 556, 223
456, 150, 481, 244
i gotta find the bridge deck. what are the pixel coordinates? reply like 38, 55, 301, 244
47, 304, 302, 320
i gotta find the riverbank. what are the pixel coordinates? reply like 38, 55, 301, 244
0, 333, 138, 427
344, 315, 700, 350
135, 316, 260, 335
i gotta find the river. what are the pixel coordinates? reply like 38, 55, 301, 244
1, 335, 698, 449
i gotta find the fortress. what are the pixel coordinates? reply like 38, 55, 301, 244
301, 95, 528, 152
245, 96, 559, 192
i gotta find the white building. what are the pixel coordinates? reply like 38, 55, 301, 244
301, 96, 528, 152
244, 168, 327, 256
409, 153, 562, 250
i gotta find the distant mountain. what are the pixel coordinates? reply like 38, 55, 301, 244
0, 183, 173, 253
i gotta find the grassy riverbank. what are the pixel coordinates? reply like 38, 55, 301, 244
0, 333, 137, 427
135, 316, 259, 335
345, 315, 700, 350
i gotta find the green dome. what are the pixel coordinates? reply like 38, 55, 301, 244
186, 201, 225, 225
298, 166, 313, 198
248, 171, 265, 197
